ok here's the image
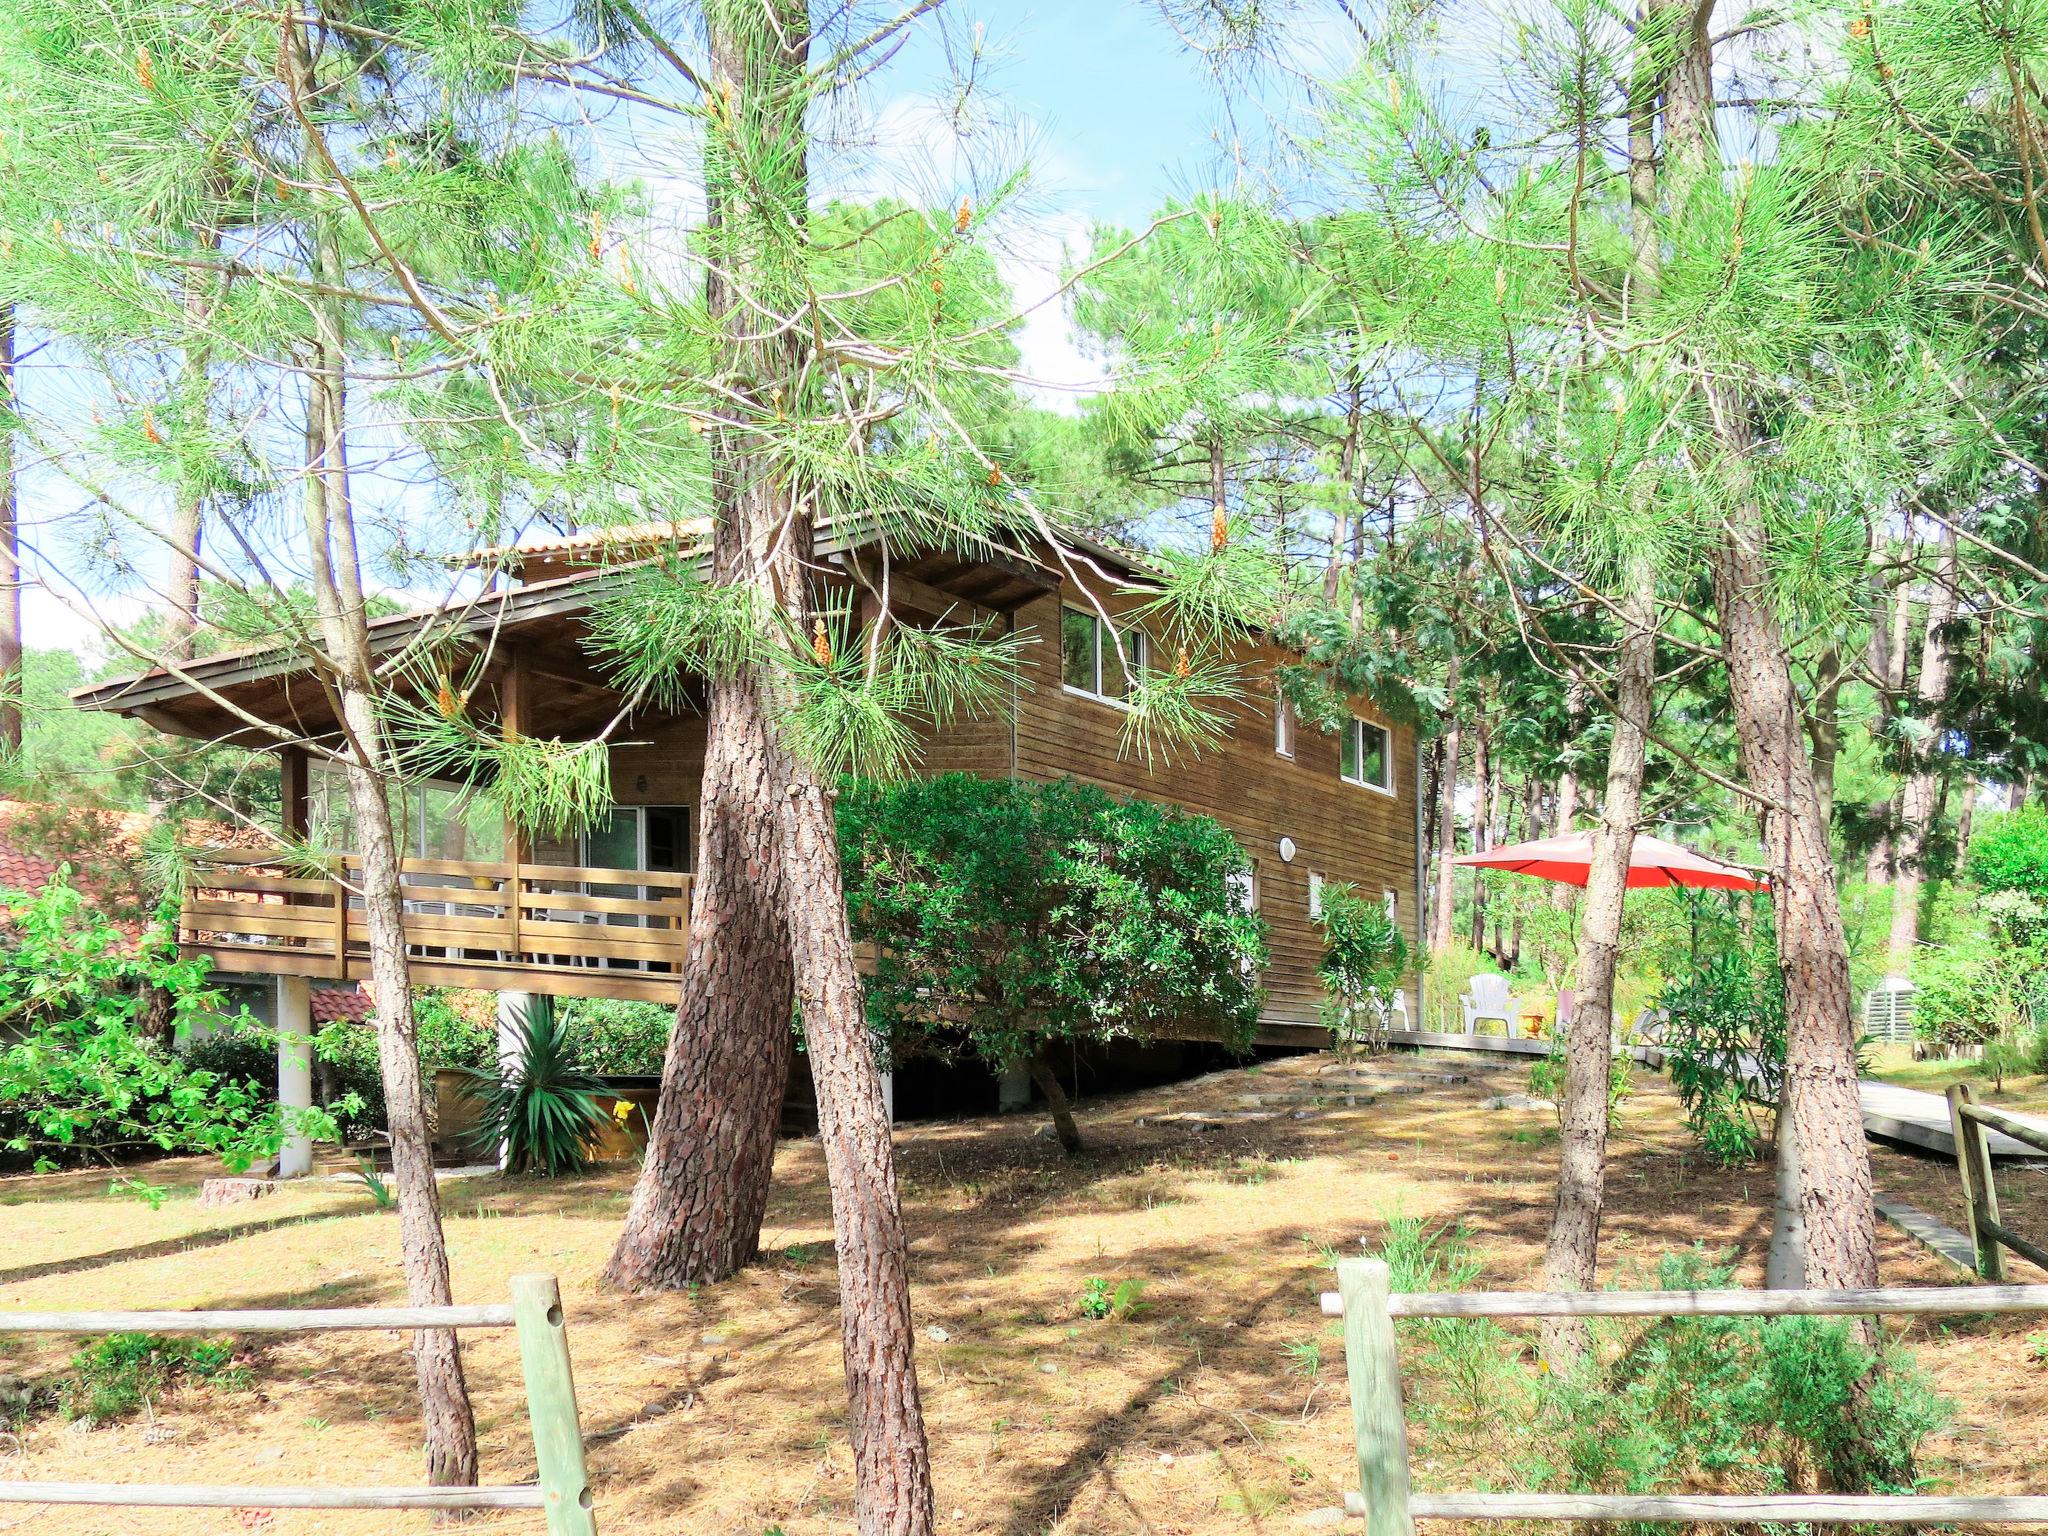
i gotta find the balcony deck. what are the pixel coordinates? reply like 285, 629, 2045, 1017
181, 850, 693, 1004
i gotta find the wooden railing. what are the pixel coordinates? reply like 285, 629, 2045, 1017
0, 1273, 595, 1532
180, 848, 691, 1002
1323, 1259, 2048, 1530
1949, 1082, 2048, 1279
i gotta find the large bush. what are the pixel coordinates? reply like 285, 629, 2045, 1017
0, 874, 334, 1169
556, 997, 671, 1075
837, 774, 1267, 1071
1964, 808, 2048, 903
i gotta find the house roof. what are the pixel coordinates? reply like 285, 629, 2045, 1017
70, 523, 1159, 748
311, 985, 375, 1023
460, 518, 713, 576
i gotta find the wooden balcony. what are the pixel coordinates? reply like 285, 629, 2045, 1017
180, 850, 693, 1003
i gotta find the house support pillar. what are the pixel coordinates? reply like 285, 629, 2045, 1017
495, 990, 536, 1170
276, 975, 315, 1178
998, 1066, 1030, 1113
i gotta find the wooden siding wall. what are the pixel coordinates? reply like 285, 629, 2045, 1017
994, 576, 1420, 1031
542, 568, 1422, 1033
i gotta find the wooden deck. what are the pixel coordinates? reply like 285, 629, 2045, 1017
180, 850, 692, 1003
1387, 1027, 2048, 1162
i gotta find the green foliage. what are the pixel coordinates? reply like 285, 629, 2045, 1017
1314, 882, 1409, 1049
1528, 1035, 1632, 1121
61, 1333, 248, 1423
838, 774, 1266, 1071
1965, 810, 2048, 903
556, 997, 671, 1076
1077, 1276, 1148, 1321
1659, 950, 1786, 1165
353, 1157, 396, 1211
0, 876, 328, 1170
457, 1000, 608, 1175
1520, 1252, 1948, 1503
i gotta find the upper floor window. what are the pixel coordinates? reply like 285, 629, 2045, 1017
1275, 697, 1294, 758
1060, 606, 1144, 705
1341, 717, 1394, 793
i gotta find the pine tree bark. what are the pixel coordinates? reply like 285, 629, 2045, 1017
1541, 563, 1654, 1363
1886, 523, 1959, 974
0, 304, 18, 755
605, 651, 793, 1288
282, 39, 477, 1478
692, 7, 936, 1530
1659, 0, 1878, 1298
1468, 711, 1492, 953
1429, 652, 1463, 953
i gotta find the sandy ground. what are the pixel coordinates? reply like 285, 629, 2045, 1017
0, 1050, 2043, 1536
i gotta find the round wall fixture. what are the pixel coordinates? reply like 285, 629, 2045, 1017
1277, 836, 1297, 863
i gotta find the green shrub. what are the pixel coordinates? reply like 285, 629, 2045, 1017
1965, 808, 2048, 904
838, 774, 1267, 1074
61, 1332, 248, 1422
557, 997, 671, 1075
1522, 1251, 1948, 1502
181, 1025, 275, 1092
457, 1001, 609, 1175
0, 875, 330, 1170
1314, 882, 1409, 1050
414, 989, 496, 1068
1659, 949, 1785, 1164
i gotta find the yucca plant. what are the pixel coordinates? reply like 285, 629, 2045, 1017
459, 1003, 608, 1176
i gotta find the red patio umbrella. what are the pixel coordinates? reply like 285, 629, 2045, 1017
1452, 829, 1766, 891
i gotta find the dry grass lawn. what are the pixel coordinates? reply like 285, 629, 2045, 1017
1, 1049, 2044, 1536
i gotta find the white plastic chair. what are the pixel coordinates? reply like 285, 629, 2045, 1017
1460, 973, 1518, 1036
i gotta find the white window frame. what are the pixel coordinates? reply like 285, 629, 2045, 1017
1275, 696, 1294, 758
1308, 871, 1325, 918
1383, 889, 1398, 919
1060, 605, 1145, 709
1341, 717, 1396, 795
1226, 865, 1258, 914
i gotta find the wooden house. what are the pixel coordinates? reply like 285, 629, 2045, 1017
74, 523, 1421, 1153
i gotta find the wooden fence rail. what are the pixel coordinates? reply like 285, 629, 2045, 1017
0, 1273, 594, 1535
1323, 1261, 2048, 1533
1948, 1082, 2048, 1280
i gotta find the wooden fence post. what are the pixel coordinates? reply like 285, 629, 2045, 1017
1948, 1083, 2006, 1283
511, 1273, 597, 1536
1338, 1258, 1415, 1536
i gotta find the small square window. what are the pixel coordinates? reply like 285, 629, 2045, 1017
1342, 718, 1393, 792
1060, 605, 1144, 706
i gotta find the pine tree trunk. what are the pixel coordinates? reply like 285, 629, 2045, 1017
1027, 1051, 1083, 1154
165, 222, 221, 661
780, 761, 936, 1536
698, 8, 935, 1529
1468, 713, 1492, 953
1661, 0, 1879, 1299
1430, 653, 1463, 953
1707, 420, 1876, 1292
283, 99, 477, 1478
0, 303, 18, 755
1886, 524, 1959, 974
1541, 564, 1653, 1363
605, 656, 793, 1288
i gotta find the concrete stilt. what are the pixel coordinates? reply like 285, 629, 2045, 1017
495, 991, 535, 1171
276, 975, 315, 1178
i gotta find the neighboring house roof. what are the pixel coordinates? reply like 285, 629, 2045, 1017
311, 985, 375, 1024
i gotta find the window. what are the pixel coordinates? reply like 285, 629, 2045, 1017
1226, 864, 1258, 913
1275, 697, 1293, 758
1341, 717, 1394, 792
1308, 871, 1325, 918
1383, 889, 1398, 919
1060, 606, 1144, 704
